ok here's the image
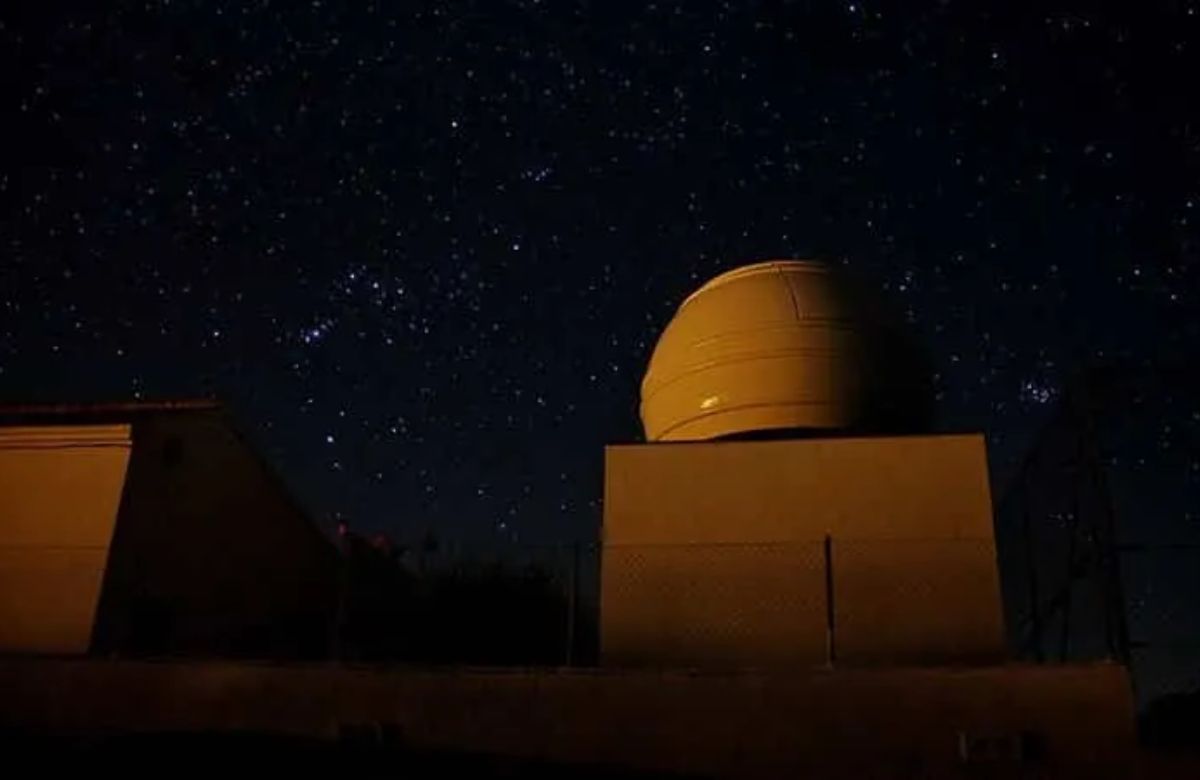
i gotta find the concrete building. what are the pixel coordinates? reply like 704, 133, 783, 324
0, 400, 336, 658
601, 260, 1006, 668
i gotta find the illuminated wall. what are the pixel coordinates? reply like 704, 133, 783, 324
601, 434, 1005, 667
0, 407, 336, 659
0, 425, 131, 653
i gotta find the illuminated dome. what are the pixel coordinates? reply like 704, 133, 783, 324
640, 260, 933, 442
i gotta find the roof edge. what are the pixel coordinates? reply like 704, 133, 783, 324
0, 399, 220, 421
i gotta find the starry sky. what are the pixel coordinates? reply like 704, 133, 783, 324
2, 1, 1198, 551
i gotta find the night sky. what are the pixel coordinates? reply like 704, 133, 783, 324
2, 2, 1198, 552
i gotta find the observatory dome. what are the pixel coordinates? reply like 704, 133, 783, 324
640, 260, 933, 442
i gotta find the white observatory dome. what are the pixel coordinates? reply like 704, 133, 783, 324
640, 260, 932, 442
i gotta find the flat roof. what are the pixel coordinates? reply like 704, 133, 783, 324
0, 399, 220, 425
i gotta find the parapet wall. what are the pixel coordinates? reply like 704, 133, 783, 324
0, 658, 1134, 779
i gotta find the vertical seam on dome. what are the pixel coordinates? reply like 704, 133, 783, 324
776, 262, 803, 321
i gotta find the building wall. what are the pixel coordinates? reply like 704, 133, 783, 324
91, 411, 336, 658
0, 425, 131, 653
601, 434, 1005, 667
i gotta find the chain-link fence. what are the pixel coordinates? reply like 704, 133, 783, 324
314, 535, 1003, 669
329, 538, 600, 666
24, 531, 1189, 675
599, 541, 829, 667
600, 538, 1002, 668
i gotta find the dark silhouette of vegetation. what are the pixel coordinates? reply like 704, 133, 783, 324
336, 530, 597, 665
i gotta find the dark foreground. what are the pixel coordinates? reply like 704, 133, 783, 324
1, 730, 689, 779
0, 658, 1142, 778
7, 729, 1200, 779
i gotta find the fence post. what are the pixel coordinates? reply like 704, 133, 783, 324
824, 533, 836, 667
331, 532, 348, 664
1021, 495, 1045, 663
565, 541, 580, 666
